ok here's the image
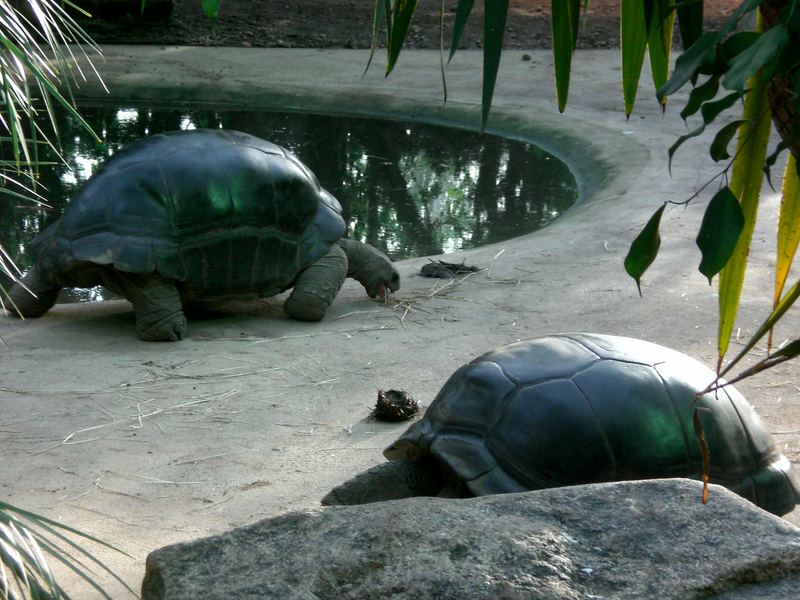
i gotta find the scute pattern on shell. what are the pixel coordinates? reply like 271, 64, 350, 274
32, 129, 345, 297
384, 333, 800, 516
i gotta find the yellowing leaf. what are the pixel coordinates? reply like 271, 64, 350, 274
716, 13, 772, 364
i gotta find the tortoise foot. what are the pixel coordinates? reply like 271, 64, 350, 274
105, 271, 187, 341
3, 267, 60, 318
137, 311, 187, 341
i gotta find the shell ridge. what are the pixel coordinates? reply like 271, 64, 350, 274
570, 371, 619, 477
650, 365, 695, 474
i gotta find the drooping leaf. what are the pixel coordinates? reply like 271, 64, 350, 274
200, 0, 220, 23
551, 0, 581, 112
363, 0, 387, 76
716, 11, 772, 364
448, 0, 476, 62
480, 0, 509, 129
680, 76, 719, 121
658, 31, 718, 100
668, 91, 742, 169
709, 119, 749, 161
676, 0, 704, 50
718, 31, 761, 63
386, 0, 420, 75
621, 0, 649, 116
696, 186, 745, 282
773, 153, 800, 322
625, 203, 665, 295
722, 24, 789, 93
647, 0, 673, 108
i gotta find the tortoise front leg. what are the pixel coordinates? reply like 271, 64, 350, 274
103, 271, 187, 341
284, 243, 348, 321
4, 266, 61, 318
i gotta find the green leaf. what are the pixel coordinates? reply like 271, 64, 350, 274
551, 0, 581, 112
363, 0, 387, 76
448, 0, 476, 62
709, 119, 749, 161
676, 0, 704, 50
386, 0, 420, 75
621, 0, 649, 116
480, 0, 509, 129
718, 31, 761, 63
647, 0, 673, 108
722, 25, 789, 93
696, 186, 745, 283
668, 91, 742, 169
625, 203, 665, 295
658, 32, 717, 100
680, 76, 719, 121
200, 0, 221, 22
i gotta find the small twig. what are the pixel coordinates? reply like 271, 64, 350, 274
109, 471, 204, 485
171, 449, 259, 466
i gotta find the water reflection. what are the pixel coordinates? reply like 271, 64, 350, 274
0, 106, 577, 302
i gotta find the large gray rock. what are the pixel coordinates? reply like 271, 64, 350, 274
142, 479, 800, 599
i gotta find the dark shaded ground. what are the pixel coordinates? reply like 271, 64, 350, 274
79, 0, 741, 50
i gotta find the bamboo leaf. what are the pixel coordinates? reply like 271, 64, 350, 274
480, 0, 509, 128
448, 0, 476, 62
551, 0, 581, 112
386, 0, 420, 75
363, 0, 386, 76
676, 0, 704, 50
621, 0, 649, 116
716, 11, 773, 364
709, 119, 749, 161
774, 153, 800, 312
722, 25, 789, 93
696, 186, 745, 282
647, 0, 673, 109
625, 203, 665, 295
200, 0, 220, 24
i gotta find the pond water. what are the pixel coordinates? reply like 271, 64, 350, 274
0, 105, 578, 302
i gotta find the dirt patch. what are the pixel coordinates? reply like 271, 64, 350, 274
80, 0, 741, 50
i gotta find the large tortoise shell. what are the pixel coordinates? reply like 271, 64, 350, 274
385, 333, 800, 515
33, 129, 345, 296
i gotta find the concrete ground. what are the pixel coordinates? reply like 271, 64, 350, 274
1, 47, 798, 596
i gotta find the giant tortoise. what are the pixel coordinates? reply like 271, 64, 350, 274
323, 333, 800, 516
5, 129, 399, 340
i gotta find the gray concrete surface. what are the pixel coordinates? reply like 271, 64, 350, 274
1, 47, 798, 597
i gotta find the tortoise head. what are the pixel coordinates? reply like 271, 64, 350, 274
338, 238, 400, 299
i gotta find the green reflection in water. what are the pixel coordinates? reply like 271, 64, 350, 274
0, 105, 577, 302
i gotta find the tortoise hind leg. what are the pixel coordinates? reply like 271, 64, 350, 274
103, 271, 187, 341
284, 243, 347, 321
4, 266, 61, 318
321, 459, 442, 506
